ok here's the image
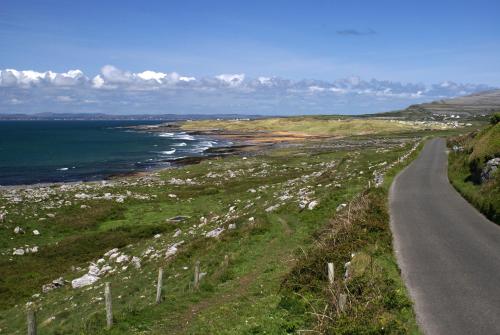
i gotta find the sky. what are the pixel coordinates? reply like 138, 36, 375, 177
0, 0, 499, 115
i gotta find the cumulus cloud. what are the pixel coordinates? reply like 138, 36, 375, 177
0, 69, 87, 87
0, 65, 495, 115
215, 73, 245, 87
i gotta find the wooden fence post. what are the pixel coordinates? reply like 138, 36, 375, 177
339, 293, 347, 312
105, 282, 113, 329
194, 261, 200, 290
27, 306, 36, 335
327, 262, 334, 285
156, 267, 163, 304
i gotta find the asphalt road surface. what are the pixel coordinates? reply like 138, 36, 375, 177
390, 138, 500, 335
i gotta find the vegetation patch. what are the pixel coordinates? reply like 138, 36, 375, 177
279, 188, 419, 334
447, 121, 500, 223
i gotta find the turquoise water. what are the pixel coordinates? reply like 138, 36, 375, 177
0, 121, 223, 185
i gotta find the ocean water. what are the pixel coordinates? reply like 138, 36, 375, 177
0, 121, 225, 186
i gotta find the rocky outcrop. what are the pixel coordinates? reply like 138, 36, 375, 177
42, 277, 65, 293
481, 158, 500, 183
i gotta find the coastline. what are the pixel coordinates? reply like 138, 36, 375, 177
0, 135, 263, 190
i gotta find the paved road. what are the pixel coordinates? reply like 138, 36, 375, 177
390, 138, 500, 335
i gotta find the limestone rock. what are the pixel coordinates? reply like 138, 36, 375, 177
131, 256, 141, 269
71, 274, 99, 288
205, 227, 225, 238
481, 158, 500, 183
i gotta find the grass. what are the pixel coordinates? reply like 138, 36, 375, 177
181, 116, 455, 137
447, 122, 500, 224
0, 131, 426, 334
276, 142, 424, 334
468, 122, 500, 162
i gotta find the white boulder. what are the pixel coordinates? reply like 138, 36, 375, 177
205, 227, 225, 238
307, 200, 319, 210
131, 256, 141, 269
13, 248, 25, 256
71, 274, 99, 288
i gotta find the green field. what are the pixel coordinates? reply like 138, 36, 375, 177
0, 117, 460, 334
181, 116, 458, 136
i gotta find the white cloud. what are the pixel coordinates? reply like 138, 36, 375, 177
0, 65, 495, 115
136, 70, 167, 83
92, 75, 105, 88
100, 65, 132, 83
179, 76, 196, 82
0, 68, 87, 87
215, 73, 245, 87
308, 86, 326, 93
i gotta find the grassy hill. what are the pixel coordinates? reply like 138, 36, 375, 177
375, 89, 500, 121
447, 114, 500, 223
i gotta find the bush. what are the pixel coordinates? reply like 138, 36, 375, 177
490, 113, 500, 125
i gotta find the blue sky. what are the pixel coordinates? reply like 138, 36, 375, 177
0, 0, 499, 115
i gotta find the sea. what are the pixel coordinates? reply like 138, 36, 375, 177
0, 120, 227, 186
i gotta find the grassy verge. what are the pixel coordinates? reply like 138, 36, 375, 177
447, 121, 500, 224
277, 144, 423, 334
448, 152, 500, 223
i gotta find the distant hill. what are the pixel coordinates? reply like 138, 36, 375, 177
0, 112, 266, 121
376, 89, 500, 120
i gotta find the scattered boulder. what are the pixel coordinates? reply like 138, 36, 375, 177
88, 264, 100, 276
167, 216, 190, 223
265, 204, 280, 212
71, 274, 99, 288
307, 200, 319, 210
131, 256, 141, 269
13, 248, 25, 256
228, 223, 236, 230
205, 227, 225, 238
14, 226, 24, 234
33, 230, 40, 236
42, 277, 65, 293
336, 203, 347, 212
481, 158, 500, 183
98, 265, 113, 276
104, 248, 119, 257
165, 241, 184, 258
115, 254, 130, 263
